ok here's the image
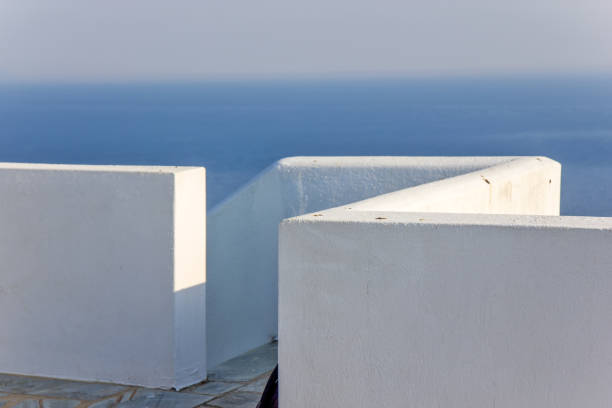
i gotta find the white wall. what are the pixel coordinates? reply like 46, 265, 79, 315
347, 157, 560, 215
0, 163, 206, 390
279, 213, 612, 408
277, 156, 592, 407
207, 156, 520, 367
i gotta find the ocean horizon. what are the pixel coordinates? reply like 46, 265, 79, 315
1, 76, 611, 215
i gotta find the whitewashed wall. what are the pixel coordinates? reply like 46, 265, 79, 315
278, 156, 608, 407
347, 157, 560, 214
207, 156, 521, 367
279, 213, 612, 408
0, 163, 206, 390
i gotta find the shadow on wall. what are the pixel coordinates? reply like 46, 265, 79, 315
205, 156, 535, 368
174, 283, 207, 390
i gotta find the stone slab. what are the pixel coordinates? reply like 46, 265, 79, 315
208, 343, 276, 382
116, 389, 212, 408
188, 381, 241, 396
238, 377, 267, 393
206, 392, 261, 408
41, 399, 82, 408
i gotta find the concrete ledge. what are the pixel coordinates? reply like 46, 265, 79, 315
0, 163, 206, 389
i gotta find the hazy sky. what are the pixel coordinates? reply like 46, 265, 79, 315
1, 0, 611, 81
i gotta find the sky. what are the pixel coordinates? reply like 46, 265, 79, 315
0, 0, 611, 81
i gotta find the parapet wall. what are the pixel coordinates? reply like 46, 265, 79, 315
207, 156, 529, 367
278, 155, 612, 407
279, 212, 612, 408
0, 155, 575, 399
0, 163, 206, 390
347, 157, 560, 214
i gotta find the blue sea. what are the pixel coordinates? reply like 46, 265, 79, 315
1, 77, 611, 216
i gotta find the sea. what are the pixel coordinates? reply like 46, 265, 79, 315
1, 76, 611, 216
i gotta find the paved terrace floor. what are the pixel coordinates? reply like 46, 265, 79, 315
0, 343, 276, 408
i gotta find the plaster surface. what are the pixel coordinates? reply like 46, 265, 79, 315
0, 163, 206, 389
279, 214, 612, 408
207, 156, 522, 366
277, 155, 612, 407
347, 156, 560, 214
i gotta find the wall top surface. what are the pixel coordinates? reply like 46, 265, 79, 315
277, 156, 518, 166
286, 210, 612, 231
0, 162, 203, 174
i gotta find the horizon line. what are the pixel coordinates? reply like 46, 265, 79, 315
2, 70, 612, 86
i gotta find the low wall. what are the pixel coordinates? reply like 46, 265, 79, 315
278, 156, 610, 407
0, 163, 206, 390
279, 213, 612, 408
347, 157, 560, 214
207, 156, 520, 367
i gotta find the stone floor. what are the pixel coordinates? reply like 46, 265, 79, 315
0, 342, 276, 408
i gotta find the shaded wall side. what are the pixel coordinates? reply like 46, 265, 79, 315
206, 157, 516, 367
207, 166, 284, 368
